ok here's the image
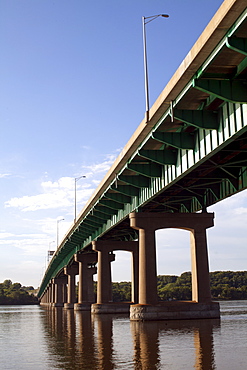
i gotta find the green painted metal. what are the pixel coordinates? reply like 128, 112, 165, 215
95, 205, 117, 216
98, 199, 125, 210
38, 6, 247, 299
173, 109, 219, 130
226, 36, 247, 56
152, 132, 195, 149
90, 210, 110, 221
193, 79, 247, 103
127, 162, 162, 177
139, 149, 177, 165
110, 184, 139, 196
119, 174, 150, 188
105, 192, 131, 204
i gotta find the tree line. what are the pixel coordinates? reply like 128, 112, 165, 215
111, 271, 247, 302
2, 271, 247, 305
0, 279, 39, 305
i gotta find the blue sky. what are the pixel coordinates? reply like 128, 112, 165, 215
1, 0, 246, 288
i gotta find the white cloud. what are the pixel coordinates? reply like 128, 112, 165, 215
0, 232, 14, 239
4, 155, 117, 213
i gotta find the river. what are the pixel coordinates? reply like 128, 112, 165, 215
0, 301, 246, 369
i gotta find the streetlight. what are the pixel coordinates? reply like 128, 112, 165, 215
142, 14, 169, 122
57, 218, 64, 248
74, 175, 86, 222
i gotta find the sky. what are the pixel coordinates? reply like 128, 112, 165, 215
0, 0, 246, 288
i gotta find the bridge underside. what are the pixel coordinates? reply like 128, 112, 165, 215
101, 127, 247, 242
38, 1, 247, 303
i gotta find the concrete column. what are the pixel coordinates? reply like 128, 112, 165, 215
92, 241, 115, 304
98, 250, 115, 304
129, 213, 157, 305
74, 252, 97, 304
87, 266, 97, 302
64, 264, 79, 309
52, 276, 68, 307
49, 284, 53, 305
92, 240, 139, 305
190, 228, 211, 302
131, 249, 139, 303
51, 282, 55, 305
139, 228, 158, 305
63, 283, 67, 303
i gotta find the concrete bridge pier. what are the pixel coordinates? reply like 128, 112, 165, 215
74, 252, 98, 311
64, 264, 79, 309
129, 211, 220, 321
50, 282, 55, 307
91, 240, 139, 314
46, 284, 52, 306
52, 276, 68, 307
40, 287, 49, 306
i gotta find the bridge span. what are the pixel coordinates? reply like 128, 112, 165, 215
38, 0, 247, 320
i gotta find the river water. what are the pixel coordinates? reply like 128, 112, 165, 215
0, 301, 246, 369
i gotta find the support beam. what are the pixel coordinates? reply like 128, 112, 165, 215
74, 252, 98, 310
152, 131, 195, 149
193, 78, 247, 103
226, 37, 247, 56
92, 242, 115, 304
173, 109, 219, 130
64, 264, 79, 309
139, 149, 177, 165
119, 174, 150, 188
52, 276, 68, 307
128, 162, 162, 177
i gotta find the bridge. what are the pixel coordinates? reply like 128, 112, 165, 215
38, 0, 247, 320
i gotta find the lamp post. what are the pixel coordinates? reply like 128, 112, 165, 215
74, 175, 86, 222
57, 218, 64, 248
142, 14, 169, 122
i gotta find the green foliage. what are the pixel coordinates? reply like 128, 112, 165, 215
110, 271, 247, 302
112, 282, 131, 302
210, 271, 247, 299
0, 280, 39, 305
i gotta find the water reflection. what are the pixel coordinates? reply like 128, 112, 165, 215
41, 308, 220, 369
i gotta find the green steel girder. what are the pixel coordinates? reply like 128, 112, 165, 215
83, 218, 102, 228
105, 192, 131, 204
193, 78, 247, 103
110, 184, 139, 196
87, 215, 103, 225
95, 205, 118, 216
119, 174, 150, 188
152, 131, 195, 150
139, 149, 177, 165
91, 210, 111, 221
226, 37, 247, 56
79, 223, 97, 234
220, 178, 238, 198
173, 109, 219, 130
127, 162, 162, 177
236, 57, 247, 75
98, 198, 125, 210
70, 230, 84, 243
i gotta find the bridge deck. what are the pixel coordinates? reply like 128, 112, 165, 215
38, 0, 247, 298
